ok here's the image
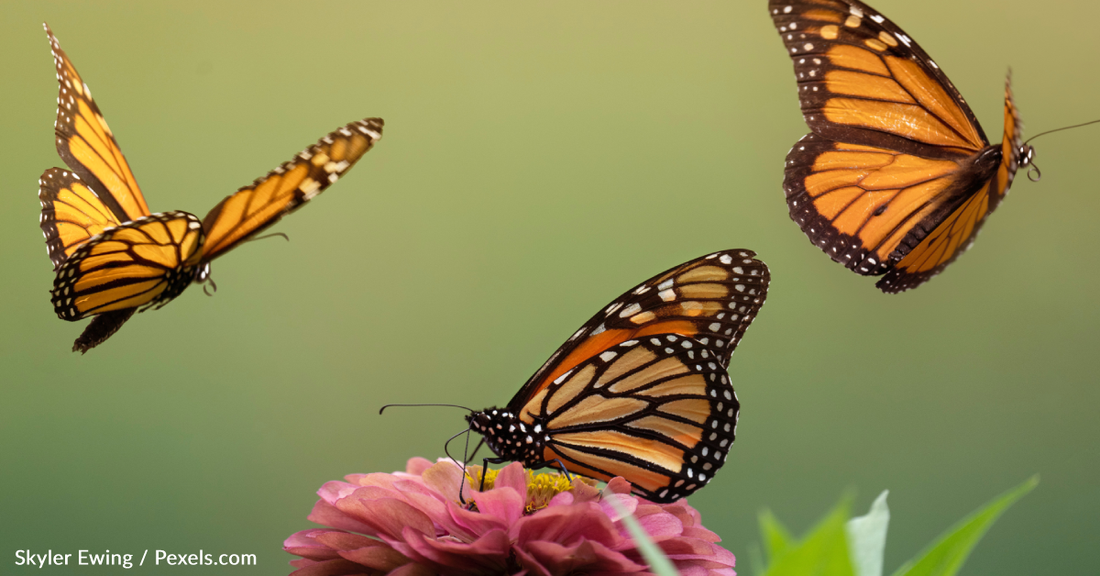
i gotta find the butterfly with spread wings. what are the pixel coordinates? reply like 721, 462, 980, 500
38, 24, 383, 352
769, 0, 1033, 292
466, 250, 769, 502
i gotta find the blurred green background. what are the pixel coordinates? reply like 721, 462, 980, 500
1, 1, 1097, 573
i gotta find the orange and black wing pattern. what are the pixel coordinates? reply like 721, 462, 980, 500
878, 78, 1024, 292
769, 0, 1024, 292
38, 168, 123, 269
514, 249, 769, 406
52, 211, 205, 322
199, 118, 383, 263
44, 24, 150, 224
468, 250, 770, 502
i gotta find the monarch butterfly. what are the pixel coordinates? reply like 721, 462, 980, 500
769, 0, 1033, 292
38, 24, 383, 352
465, 250, 770, 502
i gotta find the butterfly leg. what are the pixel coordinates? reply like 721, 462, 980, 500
479, 456, 509, 492
525, 458, 574, 481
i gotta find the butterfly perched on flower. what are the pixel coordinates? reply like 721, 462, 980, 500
769, 0, 1033, 292
38, 24, 383, 352
466, 250, 769, 503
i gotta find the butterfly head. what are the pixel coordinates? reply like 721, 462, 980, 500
1019, 144, 1035, 167
193, 262, 218, 296
467, 408, 546, 464
1019, 144, 1040, 182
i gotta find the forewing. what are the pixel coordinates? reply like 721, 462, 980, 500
45, 24, 150, 222
52, 211, 204, 320
199, 118, 384, 261
39, 168, 123, 269
519, 336, 738, 503
510, 250, 769, 410
769, 0, 988, 155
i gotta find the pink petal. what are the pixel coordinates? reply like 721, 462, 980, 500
658, 538, 723, 558
288, 557, 374, 576
338, 545, 410, 572
346, 473, 403, 491
284, 530, 345, 560
605, 477, 633, 495
314, 531, 383, 552
511, 503, 622, 548
400, 491, 450, 523
494, 462, 528, 501
676, 565, 735, 576
386, 563, 437, 576
546, 491, 575, 508
420, 460, 467, 503
599, 493, 637, 522
446, 499, 510, 537
406, 457, 435, 475
662, 502, 702, 527
521, 539, 646, 575
630, 511, 683, 541
390, 527, 512, 574
307, 500, 377, 535
336, 498, 435, 540
472, 486, 525, 527
570, 479, 602, 504
512, 547, 552, 576
683, 525, 722, 542
319, 481, 366, 505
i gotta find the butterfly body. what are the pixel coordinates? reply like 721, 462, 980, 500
38, 24, 382, 351
468, 250, 769, 503
770, 0, 1028, 292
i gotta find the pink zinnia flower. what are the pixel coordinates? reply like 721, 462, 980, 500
284, 458, 735, 576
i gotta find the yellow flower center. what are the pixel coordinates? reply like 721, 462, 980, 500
468, 467, 596, 513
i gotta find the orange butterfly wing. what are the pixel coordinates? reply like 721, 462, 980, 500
44, 24, 150, 224
523, 336, 740, 501
879, 79, 1024, 292
770, 0, 1024, 291
52, 211, 205, 321
38, 168, 123, 269
512, 250, 769, 407
469, 250, 769, 502
199, 118, 383, 263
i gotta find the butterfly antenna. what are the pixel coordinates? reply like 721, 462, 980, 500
443, 427, 471, 465
1019, 118, 1100, 183
1024, 118, 1100, 146
379, 403, 475, 415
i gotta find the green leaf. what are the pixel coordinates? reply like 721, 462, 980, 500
846, 490, 890, 576
605, 495, 680, 576
759, 508, 794, 566
892, 476, 1039, 576
763, 496, 856, 576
